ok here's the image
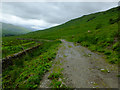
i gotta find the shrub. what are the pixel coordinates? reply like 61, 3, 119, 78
112, 42, 119, 51
81, 41, 90, 47
95, 24, 102, 30
109, 18, 120, 24
88, 45, 97, 51
87, 16, 96, 22
104, 49, 112, 55
48, 72, 62, 80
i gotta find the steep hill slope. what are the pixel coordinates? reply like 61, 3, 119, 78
3, 6, 120, 63
2, 23, 32, 36
20, 6, 119, 40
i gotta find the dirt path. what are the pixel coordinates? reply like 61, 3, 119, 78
39, 40, 118, 88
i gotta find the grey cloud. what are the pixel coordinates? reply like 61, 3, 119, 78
1, 2, 118, 30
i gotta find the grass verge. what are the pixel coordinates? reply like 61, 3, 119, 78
2, 40, 61, 88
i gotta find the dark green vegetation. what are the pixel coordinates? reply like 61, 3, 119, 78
2, 40, 61, 88
13, 6, 119, 64
2, 23, 32, 36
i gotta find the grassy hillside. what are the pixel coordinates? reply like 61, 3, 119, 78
12, 6, 119, 64
2, 6, 120, 89
17, 6, 119, 39
3, 6, 120, 64
2, 23, 32, 36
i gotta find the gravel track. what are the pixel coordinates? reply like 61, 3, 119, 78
39, 40, 118, 88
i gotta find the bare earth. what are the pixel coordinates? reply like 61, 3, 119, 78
39, 40, 118, 88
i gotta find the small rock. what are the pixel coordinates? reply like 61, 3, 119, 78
107, 69, 110, 73
58, 78, 62, 81
100, 69, 105, 71
88, 30, 91, 33
91, 82, 93, 84
88, 54, 91, 57
60, 82, 67, 88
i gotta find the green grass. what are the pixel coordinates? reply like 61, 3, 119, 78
48, 68, 67, 88
2, 6, 119, 63
12, 6, 119, 64
48, 72, 62, 80
2, 39, 40, 58
100, 68, 110, 73
2, 40, 61, 88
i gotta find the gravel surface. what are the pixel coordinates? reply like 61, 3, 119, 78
39, 40, 118, 88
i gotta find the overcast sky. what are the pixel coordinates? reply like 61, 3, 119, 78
0, 2, 118, 30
